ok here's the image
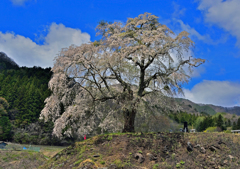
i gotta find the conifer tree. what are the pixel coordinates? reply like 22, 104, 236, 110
233, 121, 237, 130
236, 117, 240, 130
228, 119, 231, 127
0, 97, 12, 140
216, 114, 224, 129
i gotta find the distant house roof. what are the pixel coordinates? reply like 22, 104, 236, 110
0, 142, 8, 146
0, 142, 7, 149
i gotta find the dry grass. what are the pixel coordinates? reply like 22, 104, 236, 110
2, 132, 240, 169
40, 132, 240, 169
0, 143, 67, 169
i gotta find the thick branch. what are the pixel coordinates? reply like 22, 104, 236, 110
143, 57, 203, 88
108, 63, 131, 92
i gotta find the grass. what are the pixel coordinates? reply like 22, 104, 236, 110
0, 142, 67, 169
4, 131, 240, 169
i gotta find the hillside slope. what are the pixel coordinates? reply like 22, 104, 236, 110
39, 132, 240, 169
175, 98, 240, 116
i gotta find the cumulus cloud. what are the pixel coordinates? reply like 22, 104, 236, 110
196, 0, 240, 47
0, 23, 91, 68
181, 80, 240, 107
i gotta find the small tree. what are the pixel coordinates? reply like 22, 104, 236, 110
228, 119, 231, 127
236, 117, 240, 130
40, 12, 205, 138
216, 114, 224, 131
232, 121, 237, 130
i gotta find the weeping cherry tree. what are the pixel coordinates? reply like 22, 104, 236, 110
40, 12, 205, 138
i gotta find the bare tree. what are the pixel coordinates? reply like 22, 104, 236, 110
40, 12, 205, 139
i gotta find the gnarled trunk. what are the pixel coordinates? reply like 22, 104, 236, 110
122, 108, 136, 133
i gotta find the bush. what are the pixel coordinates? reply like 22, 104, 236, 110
224, 130, 231, 133
204, 127, 217, 132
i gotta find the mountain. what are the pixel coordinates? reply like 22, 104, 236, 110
175, 98, 240, 116
0, 52, 19, 70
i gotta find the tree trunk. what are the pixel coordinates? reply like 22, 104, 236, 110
122, 108, 136, 133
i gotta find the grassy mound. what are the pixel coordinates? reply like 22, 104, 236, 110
39, 132, 240, 169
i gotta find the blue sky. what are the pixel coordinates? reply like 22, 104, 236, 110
1, 0, 240, 107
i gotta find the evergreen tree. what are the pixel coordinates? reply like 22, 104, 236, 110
0, 97, 12, 140
0, 116, 12, 140
199, 121, 205, 132
216, 114, 224, 129
233, 121, 237, 130
174, 113, 179, 123
237, 117, 240, 130
228, 119, 231, 127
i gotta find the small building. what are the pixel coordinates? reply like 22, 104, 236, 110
231, 130, 240, 133
0, 142, 8, 149
190, 129, 196, 133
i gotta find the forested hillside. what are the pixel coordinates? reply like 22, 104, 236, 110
0, 66, 52, 126
0, 53, 54, 142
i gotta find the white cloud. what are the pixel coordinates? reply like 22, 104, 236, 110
10, 0, 31, 6
176, 19, 228, 45
181, 80, 240, 107
0, 23, 91, 68
172, 2, 186, 18
197, 0, 240, 47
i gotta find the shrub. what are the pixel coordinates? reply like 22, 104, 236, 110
224, 130, 231, 133
204, 127, 217, 132
153, 164, 159, 169
100, 161, 105, 165
114, 159, 123, 167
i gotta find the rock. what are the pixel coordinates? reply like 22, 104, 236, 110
200, 147, 206, 154
194, 144, 206, 154
187, 142, 193, 152
134, 153, 145, 163
163, 146, 168, 153
218, 140, 225, 145
209, 161, 215, 165
194, 144, 201, 148
213, 145, 221, 150
108, 164, 117, 169
146, 153, 157, 161
209, 146, 217, 152
228, 155, 235, 161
